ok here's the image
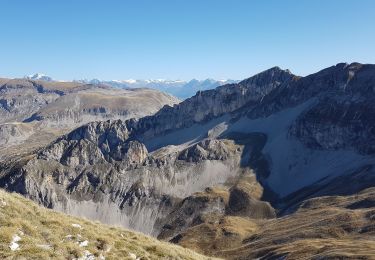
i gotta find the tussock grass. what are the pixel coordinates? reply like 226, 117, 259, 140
173, 188, 375, 259
175, 216, 259, 257
0, 189, 217, 260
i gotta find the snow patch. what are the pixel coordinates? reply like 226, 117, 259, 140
9, 234, 21, 251
79, 240, 89, 247
72, 223, 83, 229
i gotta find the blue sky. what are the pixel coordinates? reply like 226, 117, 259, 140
0, 0, 374, 80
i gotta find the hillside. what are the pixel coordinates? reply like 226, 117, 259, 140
0, 189, 214, 260
165, 187, 375, 259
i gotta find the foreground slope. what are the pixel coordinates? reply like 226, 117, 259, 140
0, 189, 214, 260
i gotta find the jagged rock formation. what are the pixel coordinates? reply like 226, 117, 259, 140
1, 63, 375, 259
1, 118, 244, 234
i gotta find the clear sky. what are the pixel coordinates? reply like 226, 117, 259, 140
0, 0, 374, 81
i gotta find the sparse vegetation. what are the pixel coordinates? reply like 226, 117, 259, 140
175, 215, 259, 256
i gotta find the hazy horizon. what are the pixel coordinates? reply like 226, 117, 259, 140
0, 62, 371, 83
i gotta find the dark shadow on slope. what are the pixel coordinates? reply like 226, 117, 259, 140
219, 131, 279, 203
278, 164, 375, 216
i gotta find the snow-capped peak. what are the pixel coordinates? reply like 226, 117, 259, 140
122, 79, 137, 84
25, 73, 53, 82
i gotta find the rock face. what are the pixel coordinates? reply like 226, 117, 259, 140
38, 120, 131, 165
290, 99, 375, 154
178, 139, 231, 162
130, 66, 294, 140
1, 63, 375, 259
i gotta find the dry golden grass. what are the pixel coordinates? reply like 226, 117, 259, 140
0, 189, 218, 260
32, 80, 87, 91
267, 238, 375, 260
176, 216, 259, 257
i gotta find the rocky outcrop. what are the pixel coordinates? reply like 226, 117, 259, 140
1, 135, 243, 235
158, 187, 230, 240
227, 170, 276, 219
38, 120, 131, 165
178, 139, 232, 162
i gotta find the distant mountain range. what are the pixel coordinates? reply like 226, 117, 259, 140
96, 79, 239, 99
24, 74, 238, 99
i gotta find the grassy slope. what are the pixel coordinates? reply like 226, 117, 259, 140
0, 189, 216, 260
173, 188, 375, 259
